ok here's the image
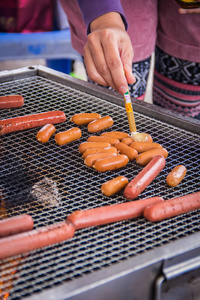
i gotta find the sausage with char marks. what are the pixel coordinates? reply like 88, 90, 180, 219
0, 95, 24, 109
0, 111, 66, 135
0, 222, 75, 260
94, 154, 129, 172
70, 113, 101, 125
67, 196, 164, 229
87, 116, 113, 133
143, 191, 200, 222
0, 215, 34, 237
124, 155, 166, 200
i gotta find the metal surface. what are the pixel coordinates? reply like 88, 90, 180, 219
0, 66, 199, 300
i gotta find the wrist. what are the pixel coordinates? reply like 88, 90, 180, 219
90, 12, 126, 32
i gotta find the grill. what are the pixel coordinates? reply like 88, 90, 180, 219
0, 66, 200, 300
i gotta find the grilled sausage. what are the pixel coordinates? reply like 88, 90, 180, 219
131, 132, 153, 142
36, 124, 56, 143
0, 222, 75, 260
67, 196, 164, 229
0, 95, 24, 109
166, 165, 187, 187
55, 127, 81, 145
87, 116, 113, 133
84, 153, 117, 167
114, 142, 138, 160
82, 146, 118, 158
130, 142, 162, 153
0, 111, 66, 135
143, 191, 200, 222
87, 135, 120, 145
100, 131, 129, 140
79, 142, 111, 154
124, 155, 166, 200
121, 137, 133, 146
136, 147, 168, 165
101, 176, 129, 196
0, 215, 34, 237
94, 154, 129, 172
70, 113, 101, 125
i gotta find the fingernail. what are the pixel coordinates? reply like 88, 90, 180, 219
119, 86, 128, 94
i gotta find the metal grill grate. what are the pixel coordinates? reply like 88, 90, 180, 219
0, 75, 199, 299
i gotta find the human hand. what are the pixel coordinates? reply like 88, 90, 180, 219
83, 12, 135, 94
178, 0, 200, 13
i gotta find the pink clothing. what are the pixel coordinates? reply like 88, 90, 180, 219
59, 0, 200, 63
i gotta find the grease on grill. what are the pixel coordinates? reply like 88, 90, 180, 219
29, 177, 61, 207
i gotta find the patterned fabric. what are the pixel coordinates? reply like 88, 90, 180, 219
129, 56, 151, 99
153, 46, 200, 119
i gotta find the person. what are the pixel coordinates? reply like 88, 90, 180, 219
59, 0, 200, 119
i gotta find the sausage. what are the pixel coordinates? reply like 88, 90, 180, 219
166, 165, 187, 187
101, 176, 129, 196
130, 142, 162, 153
36, 124, 56, 143
70, 113, 101, 125
0, 222, 75, 260
131, 132, 153, 143
136, 147, 168, 166
79, 141, 111, 154
55, 127, 81, 145
84, 153, 117, 167
121, 137, 133, 146
0, 214, 34, 237
82, 146, 118, 158
100, 131, 129, 140
114, 142, 138, 160
87, 135, 120, 145
0, 111, 66, 135
87, 116, 113, 133
67, 196, 164, 229
0, 95, 24, 109
143, 191, 200, 222
94, 154, 129, 172
124, 155, 166, 200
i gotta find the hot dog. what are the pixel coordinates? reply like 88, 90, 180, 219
114, 142, 138, 160
82, 146, 118, 158
87, 116, 113, 133
87, 135, 120, 145
0, 222, 75, 260
131, 132, 153, 142
70, 113, 101, 125
0, 95, 24, 109
100, 131, 129, 140
166, 165, 187, 187
0, 111, 66, 135
135, 147, 168, 165
101, 176, 129, 196
67, 196, 164, 229
143, 191, 200, 222
84, 153, 117, 167
55, 127, 81, 145
36, 124, 56, 143
124, 155, 166, 200
0, 214, 34, 237
121, 137, 133, 146
79, 141, 111, 154
130, 142, 162, 153
94, 154, 129, 172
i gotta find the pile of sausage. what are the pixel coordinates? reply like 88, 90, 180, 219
1, 96, 197, 260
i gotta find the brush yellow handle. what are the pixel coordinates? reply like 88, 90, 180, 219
123, 91, 137, 132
